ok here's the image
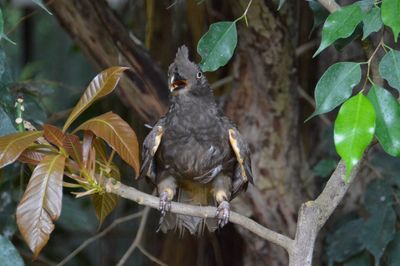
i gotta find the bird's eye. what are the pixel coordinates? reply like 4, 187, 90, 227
196, 72, 202, 79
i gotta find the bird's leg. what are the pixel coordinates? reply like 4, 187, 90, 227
157, 176, 177, 216
212, 175, 232, 227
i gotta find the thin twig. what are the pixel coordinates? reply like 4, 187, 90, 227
317, 0, 340, 13
116, 206, 151, 266
57, 211, 145, 266
138, 244, 169, 266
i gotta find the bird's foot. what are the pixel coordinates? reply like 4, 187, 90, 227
216, 200, 230, 227
159, 191, 172, 216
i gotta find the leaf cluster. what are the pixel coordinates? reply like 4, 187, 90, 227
0, 67, 140, 257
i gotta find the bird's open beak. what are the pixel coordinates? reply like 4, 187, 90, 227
169, 73, 187, 91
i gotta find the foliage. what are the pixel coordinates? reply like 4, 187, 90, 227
309, 0, 400, 180
0, 66, 139, 257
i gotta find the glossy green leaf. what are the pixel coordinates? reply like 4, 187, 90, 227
381, 0, 400, 42
307, 62, 361, 120
325, 219, 365, 264
387, 232, 400, 266
308, 0, 330, 33
278, 0, 285, 10
367, 86, 400, 157
0, 235, 24, 266
362, 7, 383, 40
314, 4, 363, 56
334, 94, 376, 180
32, 0, 52, 15
379, 50, 400, 92
197, 21, 237, 72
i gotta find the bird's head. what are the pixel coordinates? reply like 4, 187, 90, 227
167, 45, 208, 96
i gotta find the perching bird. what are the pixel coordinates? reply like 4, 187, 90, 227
140, 45, 253, 235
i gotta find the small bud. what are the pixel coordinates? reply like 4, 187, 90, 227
15, 118, 23, 124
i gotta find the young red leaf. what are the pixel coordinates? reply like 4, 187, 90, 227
43, 124, 65, 148
18, 150, 45, 165
75, 112, 139, 177
0, 131, 43, 168
16, 154, 66, 257
63, 134, 83, 167
62, 67, 129, 132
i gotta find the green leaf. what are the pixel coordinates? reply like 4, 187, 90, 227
334, 93, 376, 180
381, 0, 400, 42
0, 235, 24, 266
362, 7, 383, 40
312, 158, 337, 177
278, 0, 285, 10
0, 107, 15, 136
307, 62, 361, 120
0, 9, 15, 45
197, 21, 237, 72
387, 232, 400, 266
343, 252, 371, 266
314, 4, 363, 56
308, 0, 330, 33
325, 219, 365, 264
367, 86, 400, 157
379, 50, 400, 92
361, 204, 396, 264
32, 0, 53, 15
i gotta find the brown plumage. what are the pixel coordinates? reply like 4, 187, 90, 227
140, 45, 253, 235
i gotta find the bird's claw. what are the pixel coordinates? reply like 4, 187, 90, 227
159, 191, 171, 216
216, 200, 230, 227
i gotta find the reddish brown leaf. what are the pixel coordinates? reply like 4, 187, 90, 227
63, 134, 83, 167
75, 112, 139, 177
93, 137, 108, 163
43, 124, 65, 148
0, 131, 43, 168
82, 131, 94, 168
18, 150, 45, 165
16, 154, 66, 257
62, 67, 129, 132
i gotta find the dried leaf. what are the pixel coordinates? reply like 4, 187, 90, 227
0, 131, 43, 168
16, 154, 66, 257
75, 112, 139, 177
62, 67, 129, 132
43, 124, 65, 148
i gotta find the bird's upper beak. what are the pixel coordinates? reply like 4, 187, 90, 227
169, 73, 187, 91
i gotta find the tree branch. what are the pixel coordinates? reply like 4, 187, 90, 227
102, 178, 294, 253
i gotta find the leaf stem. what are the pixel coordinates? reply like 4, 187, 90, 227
361, 38, 383, 92
234, 0, 253, 24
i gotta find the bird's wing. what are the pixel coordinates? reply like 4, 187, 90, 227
140, 119, 165, 183
228, 127, 254, 198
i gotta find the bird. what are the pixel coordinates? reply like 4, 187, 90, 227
140, 45, 253, 235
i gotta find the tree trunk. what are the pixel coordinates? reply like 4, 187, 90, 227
225, 1, 307, 265
48, 0, 168, 124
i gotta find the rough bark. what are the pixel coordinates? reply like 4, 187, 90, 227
48, 0, 168, 124
225, 1, 306, 265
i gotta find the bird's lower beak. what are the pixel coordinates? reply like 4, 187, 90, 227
169, 74, 187, 91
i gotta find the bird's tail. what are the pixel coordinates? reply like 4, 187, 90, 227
159, 181, 218, 236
